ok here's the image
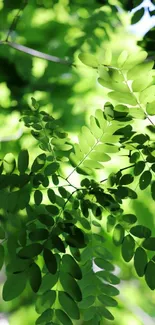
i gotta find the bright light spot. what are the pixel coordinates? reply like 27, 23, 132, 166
0, 82, 11, 108
32, 58, 48, 78
32, 9, 54, 26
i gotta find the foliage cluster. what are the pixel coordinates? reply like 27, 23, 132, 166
1, 47, 155, 324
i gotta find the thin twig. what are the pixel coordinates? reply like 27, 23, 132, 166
5, 0, 28, 42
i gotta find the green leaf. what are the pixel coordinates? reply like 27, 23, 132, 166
139, 85, 155, 104
18, 243, 43, 258
98, 305, 114, 320
58, 291, 80, 320
132, 76, 152, 92
121, 214, 137, 224
59, 271, 82, 301
36, 309, 53, 324
128, 60, 154, 79
62, 254, 82, 280
45, 205, 59, 215
34, 190, 43, 205
96, 271, 120, 284
94, 258, 114, 271
102, 48, 112, 65
38, 214, 54, 227
81, 126, 95, 147
3, 153, 16, 174
131, 8, 144, 24
139, 170, 152, 190
99, 283, 119, 296
18, 150, 29, 174
146, 101, 155, 115
142, 237, 155, 251
82, 307, 96, 321
98, 294, 118, 307
29, 262, 42, 293
44, 162, 59, 176
121, 235, 135, 262
145, 261, 155, 290
113, 224, 124, 246
107, 215, 116, 232
78, 296, 95, 309
29, 228, 49, 242
43, 248, 57, 274
117, 50, 128, 67
134, 247, 147, 277
0, 244, 4, 270
35, 290, 56, 314
55, 309, 73, 325
119, 174, 134, 185
108, 91, 137, 106
3, 272, 27, 301
31, 153, 46, 172
134, 161, 145, 176
47, 188, 56, 204
78, 53, 98, 68
130, 225, 151, 238
38, 273, 58, 294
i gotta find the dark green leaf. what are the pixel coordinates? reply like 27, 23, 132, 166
59, 271, 82, 301
58, 291, 80, 320
121, 235, 135, 262
47, 188, 56, 204
131, 8, 144, 24
113, 224, 124, 246
43, 248, 57, 274
134, 247, 147, 277
38, 273, 58, 294
29, 262, 42, 293
35, 290, 56, 314
3, 272, 27, 301
38, 214, 54, 227
120, 174, 134, 185
45, 205, 59, 215
18, 150, 29, 174
62, 254, 82, 280
122, 214, 137, 224
96, 271, 120, 284
29, 228, 49, 242
34, 190, 43, 205
143, 237, 155, 251
98, 305, 114, 320
55, 309, 73, 325
44, 162, 59, 176
139, 170, 152, 190
130, 225, 151, 238
145, 261, 155, 290
36, 308, 53, 324
107, 215, 116, 232
134, 161, 145, 176
94, 258, 114, 271
78, 296, 95, 309
31, 153, 46, 172
18, 243, 43, 259
98, 294, 118, 307
151, 180, 155, 200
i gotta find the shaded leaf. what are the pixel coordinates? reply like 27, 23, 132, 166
145, 261, 155, 290
142, 237, 155, 251
139, 170, 152, 190
130, 225, 151, 238
59, 271, 82, 301
134, 247, 147, 277
18, 150, 29, 174
58, 291, 80, 320
29, 262, 42, 293
113, 224, 124, 246
43, 248, 57, 274
55, 309, 73, 325
3, 272, 27, 301
121, 235, 135, 262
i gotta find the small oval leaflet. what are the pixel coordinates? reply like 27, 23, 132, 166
94, 258, 114, 271
58, 291, 80, 320
18, 243, 43, 258
121, 235, 135, 262
43, 248, 57, 274
35, 290, 56, 314
29, 228, 49, 242
36, 308, 53, 325
130, 225, 151, 238
34, 190, 43, 205
96, 271, 120, 285
98, 294, 118, 307
78, 53, 98, 68
44, 162, 59, 176
55, 309, 73, 325
119, 174, 134, 185
59, 271, 82, 302
45, 204, 59, 215
62, 254, 82, 280
134, 161, 145, 176
113, 224, 124, 246
3, 272, 27, 301
47, 188, 56, 203
139, 170, 152, 190
3, 153, 16, 174
29, 262, 42, 293
122, 214, 137, 224
18, 149, 29, 174
145, 261, 155, 290
38, 273, 58, 294
142, 237, 155, 251
134, 247, 147, 277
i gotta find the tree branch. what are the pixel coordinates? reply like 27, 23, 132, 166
5, 0, 28, 42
